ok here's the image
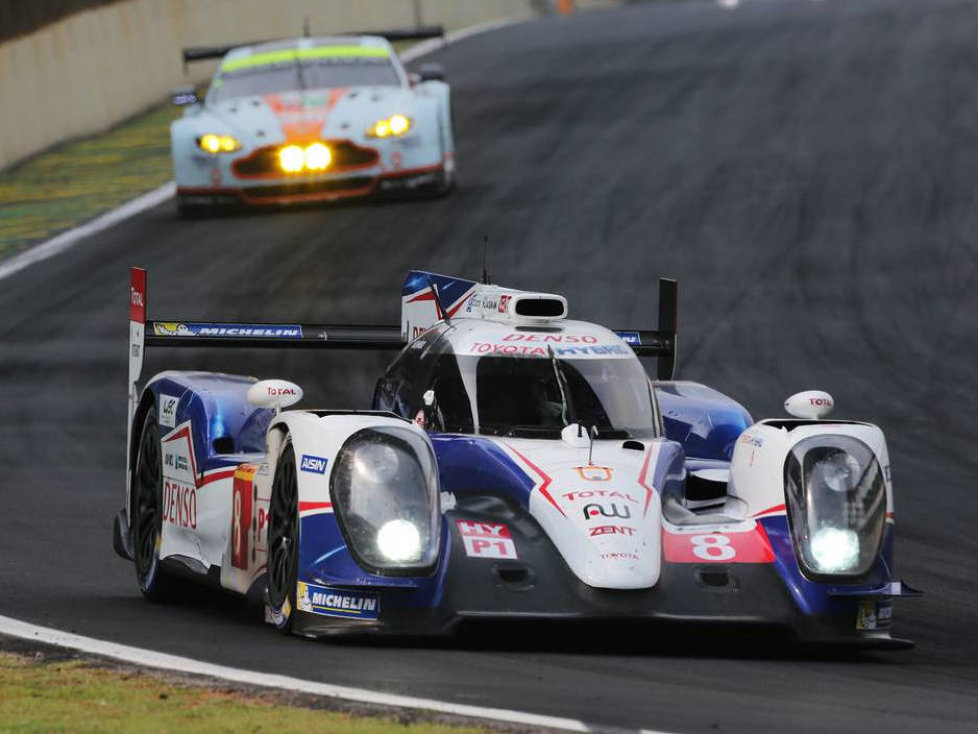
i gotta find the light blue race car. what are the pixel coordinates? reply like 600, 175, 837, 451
170, 27, 454, 215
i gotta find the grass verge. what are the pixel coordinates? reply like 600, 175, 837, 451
0, 651, 488, 734
0, 103, 180, 260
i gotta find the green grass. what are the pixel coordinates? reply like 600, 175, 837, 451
0, 102, 179, 260
0, 652, 486, 734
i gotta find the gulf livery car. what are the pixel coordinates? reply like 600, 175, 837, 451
171, 27, 454, 215
113, 267, 918, 647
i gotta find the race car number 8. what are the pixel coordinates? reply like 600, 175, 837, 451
690, 534, 736, 561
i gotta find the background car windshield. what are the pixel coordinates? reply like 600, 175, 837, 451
454, 355, 655, 439
211, 58, 400, 101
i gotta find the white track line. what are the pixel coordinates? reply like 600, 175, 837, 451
0, 17, 521, 285
0, 182, 175, 282
0, 614, 682, 733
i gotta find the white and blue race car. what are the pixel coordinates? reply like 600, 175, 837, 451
171, 27, 454, 215
114, 267, 918, 647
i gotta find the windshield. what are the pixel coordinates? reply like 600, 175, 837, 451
211, 56, 401, 102
451, 355, 656, 439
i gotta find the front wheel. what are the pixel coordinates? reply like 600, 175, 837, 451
265, 440, 299, 633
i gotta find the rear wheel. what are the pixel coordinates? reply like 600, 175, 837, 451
265, 441, 299, 633
132, 407, 181, 602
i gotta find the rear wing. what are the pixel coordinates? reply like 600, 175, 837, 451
127, 266, 678, 428
181, 26, 444, 65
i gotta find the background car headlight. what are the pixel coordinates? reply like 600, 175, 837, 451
366, 114, 413, 138
330, 426, 439, 574
197, 133, 241, 153
784, 435, 886, 579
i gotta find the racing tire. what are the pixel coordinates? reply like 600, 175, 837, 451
265, 440, 300, 634
131, 407, 183, 603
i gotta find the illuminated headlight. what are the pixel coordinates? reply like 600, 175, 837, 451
784, 436, 886, 579
197, 133, 241, 153
330, 426, 439, 573
376, 519, 422, 563
278, 145, 305, 173
304, 142, 331, 171
366, 114, 412, 138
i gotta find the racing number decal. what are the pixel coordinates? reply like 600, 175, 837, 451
231, 466, 257, 569
690, 534, 736, 561
663, 525, 775, 563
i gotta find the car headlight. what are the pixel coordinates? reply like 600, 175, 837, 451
197, 134, 241, 153
277, 143, 332, 173
366, 114, 412, 138
784, 435, 886, 579
330, 426, 439, 574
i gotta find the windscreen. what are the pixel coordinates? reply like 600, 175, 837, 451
211, 52, 400, 102
452, 354, 656, 439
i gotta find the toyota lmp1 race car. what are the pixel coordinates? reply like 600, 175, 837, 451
170, 27, 454, 215
113, 267, 919, 648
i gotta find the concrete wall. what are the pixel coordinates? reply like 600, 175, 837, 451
0, 0, 617, 170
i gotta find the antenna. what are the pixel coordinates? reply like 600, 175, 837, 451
587, 426, 598, 466
303, 16, 311, 37
481, 235, 491, 285
426, 276, 450, 325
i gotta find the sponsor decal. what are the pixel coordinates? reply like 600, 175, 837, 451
582, 502, 632, 520
468, 342, 629, 358
129, 269, 146, 323
856, 600, 892, 631
738, 433, 764, 448
497, 294, 512, 313
575, 466, 612, 482
296, 581, 380, 620
562, 489, 637, 503
617, 331, 640, 345
163, 452, 189, 473
456, 521, 518, 559
602, 552, 640, 561
589, 525, 635, 537
159, 394, 179, 428
501, 334, 598, 343
162, 480, 197, 529
152, 322, 303, 339
300, 454, 328, 474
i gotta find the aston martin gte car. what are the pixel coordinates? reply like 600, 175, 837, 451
171, 27, 454, 214
113, 267, 918, 647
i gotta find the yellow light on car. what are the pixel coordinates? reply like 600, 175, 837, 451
304, 142, 331, 171
389, 114, 410, 136
367, 114, 412, 138
198, 133, 241, 153
199, 134, 221, 153
279, 145, 305, 173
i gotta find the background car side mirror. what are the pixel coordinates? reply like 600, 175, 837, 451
171, 86, 199, 106
417, 63, 445, 83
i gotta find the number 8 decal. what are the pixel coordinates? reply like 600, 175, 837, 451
691, 534, 736, 561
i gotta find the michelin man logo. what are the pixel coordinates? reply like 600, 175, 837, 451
297, 581, 312, 612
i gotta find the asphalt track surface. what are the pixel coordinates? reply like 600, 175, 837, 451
1, 0, 976, 731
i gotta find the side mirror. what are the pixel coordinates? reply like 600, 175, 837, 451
171, 86, 199, 106
417, 63, 445, 83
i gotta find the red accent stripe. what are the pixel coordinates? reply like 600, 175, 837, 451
507, 445, 565, 517
636, 444, 657, 518
199, 469, 236, 487
299, 501, 333, 514
753, 504, 786, 518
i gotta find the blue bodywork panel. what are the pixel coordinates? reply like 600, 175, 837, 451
655, 382, 752, 461
143, 371, 272, 476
